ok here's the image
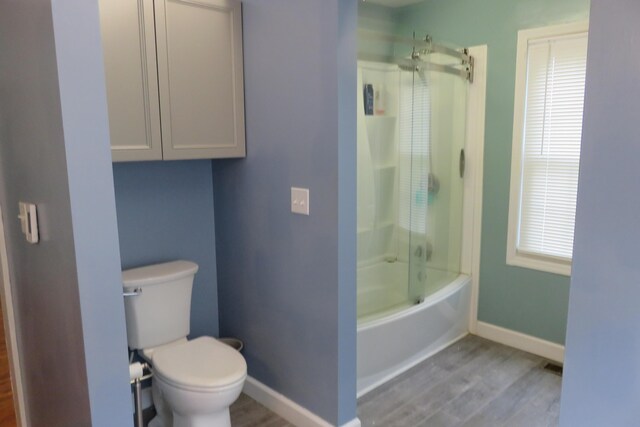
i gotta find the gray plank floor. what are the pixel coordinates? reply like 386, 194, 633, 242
230, 393, 294, 427
228, 335, 561, 426
358, 335, 562, 427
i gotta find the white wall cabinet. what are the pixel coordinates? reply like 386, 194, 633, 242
100, 0, 246, 162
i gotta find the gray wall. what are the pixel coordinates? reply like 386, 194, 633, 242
0, 0, 132, 425
213, 0, 357, 424
113, 160, 219, 338
560, 0, 640, 424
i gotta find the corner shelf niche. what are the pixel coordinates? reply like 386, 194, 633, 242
358, 61, 400, 264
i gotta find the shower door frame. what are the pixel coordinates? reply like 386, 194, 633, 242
460, 45, 486, 335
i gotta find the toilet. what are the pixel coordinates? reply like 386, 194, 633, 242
122, 260, 247, 427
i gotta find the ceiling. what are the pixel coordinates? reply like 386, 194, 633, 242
363, 0, 424, 7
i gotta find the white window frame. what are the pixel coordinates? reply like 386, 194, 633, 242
506, 21, 589, 276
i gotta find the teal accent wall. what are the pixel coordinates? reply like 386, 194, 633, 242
359, 2, 398, 32
358, 3, 399, 58
395, 0, 590, 344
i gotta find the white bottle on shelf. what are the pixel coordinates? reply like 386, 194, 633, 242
374, 85, 386, 116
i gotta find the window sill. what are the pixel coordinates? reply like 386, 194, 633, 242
506, 251, 571, 276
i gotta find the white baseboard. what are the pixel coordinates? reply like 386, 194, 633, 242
340, 418, 362, 427
475, 321, 564, 363
243, 376, 361, 427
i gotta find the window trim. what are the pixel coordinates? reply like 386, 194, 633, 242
506, 21, 589, 277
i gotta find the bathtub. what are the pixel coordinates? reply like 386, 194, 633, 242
357, 264, 471, 396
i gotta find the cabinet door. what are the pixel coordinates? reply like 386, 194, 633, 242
155, 0, 246, 160
100, 0, 162, 162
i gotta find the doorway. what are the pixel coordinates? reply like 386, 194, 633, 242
0, 206, 25, 426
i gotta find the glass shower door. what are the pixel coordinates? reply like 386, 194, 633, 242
357, 29, 471, 321
398, 67, 430, 304
405, 52, 468, 303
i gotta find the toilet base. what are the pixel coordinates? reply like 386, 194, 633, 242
173, 409, 231, 427
148, 408, 230, 427
148, 414, 167, 427
150, 371, 244, 427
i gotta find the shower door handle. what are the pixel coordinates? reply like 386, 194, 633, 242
459, 149, 466, 178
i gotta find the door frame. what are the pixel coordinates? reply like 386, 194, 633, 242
0, 205, 27, 426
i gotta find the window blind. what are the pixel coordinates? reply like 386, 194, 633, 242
518, 33, 588, 260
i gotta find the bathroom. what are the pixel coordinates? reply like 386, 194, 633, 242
0, 0, 639, 427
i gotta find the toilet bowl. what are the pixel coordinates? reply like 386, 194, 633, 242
122, 261, 247, 427
148, 337, 246, 427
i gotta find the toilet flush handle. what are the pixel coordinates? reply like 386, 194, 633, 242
123, 287, 142, 297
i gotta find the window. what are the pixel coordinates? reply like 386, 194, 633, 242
507, 22, 589, 276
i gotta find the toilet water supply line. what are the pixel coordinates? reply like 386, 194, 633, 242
130, 361, 153, 427
124, 287, 149, 427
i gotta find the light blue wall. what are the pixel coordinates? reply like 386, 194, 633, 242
560, 0, 640, 424
113, 161, 219, 338
51, 1, 133, 424
0, 0, 132, 425
213, 1, 357, 424
337, 0, 358, 422
396, 0, 590, 344
0, 2, 94, 423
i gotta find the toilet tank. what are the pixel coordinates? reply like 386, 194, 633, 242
122, 260, 199, 350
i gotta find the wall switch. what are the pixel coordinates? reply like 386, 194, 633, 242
291, 187, 310, 215
18, 202, 39, 244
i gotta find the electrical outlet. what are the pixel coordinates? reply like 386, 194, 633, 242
291, 187, 310, 215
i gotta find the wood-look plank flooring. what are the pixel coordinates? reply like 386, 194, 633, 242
358, 335, 562, 427
230, 393, 293, 427
0, 302, 17, 427
175, 335, 560, 427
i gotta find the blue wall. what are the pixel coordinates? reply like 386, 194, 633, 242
560, 0, 640, 424
337, 0, 358, 424
0, 0, 132, 425
113, 161, 219, 338
213, 1, 357, 424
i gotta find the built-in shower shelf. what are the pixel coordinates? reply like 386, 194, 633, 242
365, 115, 396, 120
374, 164, 396, 172
376, 221, 394, 229
357, 221, 394, 235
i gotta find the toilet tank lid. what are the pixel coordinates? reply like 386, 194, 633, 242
122, 261, 199, 289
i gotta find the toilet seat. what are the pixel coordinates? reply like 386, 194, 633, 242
152, 336, 247, 392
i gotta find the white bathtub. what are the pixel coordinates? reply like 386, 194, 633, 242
357, 268, 471, 396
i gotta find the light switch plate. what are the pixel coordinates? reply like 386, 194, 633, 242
18, 202, 39, 244
291, 187, 310, 215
